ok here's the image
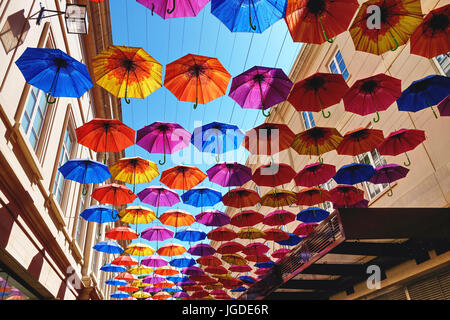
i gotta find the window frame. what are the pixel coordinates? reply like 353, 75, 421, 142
355, 148, 389, 200
301, 111, 315, 130
329, 49, 350, 81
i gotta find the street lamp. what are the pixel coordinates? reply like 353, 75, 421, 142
30, 3, 89, 35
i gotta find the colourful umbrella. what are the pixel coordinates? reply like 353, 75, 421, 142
217, 241, 245, 255
197, 256, 222, 267
136, 121, 191, 165
137, 0, 209, 19
287, 72, 349, 118
169, 256, 197, 268
291, 126, 343, 163
329, 184, 365, 207
223, 188, 261, 208
369, 164, 409, 196
272, 248, 290, 259
182, 266, 205, 276
142, 274, 165, 284
343, 73, 402, 122
230, 210, 264, 227
238, 275, 257, 284
296, 187, 331, 206
231, 286, 247, 293
125, 243, 155, 256
211, 0, 287, 33
174, 291, 189, 298
92, 45, 162, 103
15, 48, 92, 104
293, 223, 318, 237
245, 254, 271, 263
236, 227, 266, 240
297, 207, 330, 223
80, 205, 118, 224
153, 291, 172, 300
221, 253, 247, 266
349, 0, 423, 55
159, 209, 195, 228
294, 162, 336, 188
205, 266, 228, 275
438, 95, 450, 117
188, 243, 216, 256
167, 276, 189, 283
410, 4, 450, 58
195, 209, 230, 227
154, 266, 179, 276
206, 162, 253, 188
276, 233, 302, 246
333, 163, 376, 185
115, 272, 138, 282
133, 291, 152, 299
105, 227, 138, 241
263, 228, 290, 241
334, 199, 369, 209
156, 243, 187, 257
154, 281, 176, 289
263, 209, 296, 226
285, 0, 359, 44
182, 187, 222, 211
336, 128, 385, 156
137, 186, 181, 217
91, 184, 136, 206
377, 128, 426, 166
160, 165, 207, 195
260, 190, 297, 208
93, 240, 123, 254
242, 242, 269, 256
207, 227, 237, 242
100, 263, 127, 273
252, 163, 296, 187
175, 228, 207, 243
111, 255, 139, 267
118, 205, 157, 225
254, 268, 270, 276
106, 279, 128, 286
243, 122, 295, 156
164, 53, 231, 109
109, 157, 159, 193
229, 66, 293, 117
111, 291, 130, 299
58, 159, 111, 194
128, 265, 154, 276
141, 256, 169, 268
397, 75, 450, 118
141, 226, 174, 245
230, 265, 252, 273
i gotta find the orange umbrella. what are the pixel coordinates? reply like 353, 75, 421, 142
154, 281, 175, 289
222, 188, 261, 208
263, 228, 290, 241
159, 209, 195, 228
124, 243, 155, 256
118, 205, 157, 225
105, 227, 139, 241
115, 272, 138, 282
111, 255, 139, 266
109, 157, 159, 193
207, 227, 237, 242
237, 227, 266, 240
197, 256, 222, 267
221, 253, 247, 265
118, 284, 139, 292
297, 187, 331, 206
160, 165, 207, 195
156, 243, 187, 257
91, 183, 136, 206
164, 54, 231, 109
154, 266, 180, 276
153, 291, 171, 300
336, 128, 385, 156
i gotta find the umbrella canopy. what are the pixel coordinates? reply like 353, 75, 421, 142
343, 73, 402, 122
229, 66, 293, 117
182, 187, 222, 210
15, 48, 92, 103
197, 256, 222, 267
263, 228, 290, 241
333, 163, 376, 185
410, 4, 450, 58
115, 272, 138, 282
217, 241, 245, 255
252, 163, 296, 187
111, 255, 139, 267
297, 207, 330, 223
133, 291, 152, 299
207, 227, 237, 242
58, 159, 111, 191
438, 95, 450, 117
80, 205, 118, 224
109, 157, 159, 193
230, 265, 252, 273
137, 186, 181, 217
137, 0, 209, 19
272, 248, 290, 259
181, 266, 205, 276
288, 72, 349, 118
238, 276, 257, 284
285, 0, 359, 44
294, 162, 336, 188
164, 53, 231, 109
175, 228, 207, 243
334, 199, 370, 209
154, 266, 179, 276
223, 188, 261, 208
106, 279, 128, 286
124, 243, 155, 256
211, 0, 287, 33
349, 0, 423, 55
195, 209, 230, 227
142, 274, 165, 284
242, 242, 269, 256
207, 162, 253, 187
141, 226, 174, 242
128, 265, 154, 276
276, 233, 303, 246
237, 227, 266, 240
160, 165, 207, 194
260, 190, 297, 208
92, 45, 162, 103
336, 128, 385, 156
329, 184, 365, 207
293, 223, 318, 237
100, 263, 127, 273
156, 243, 187, 257
110, 291, 130, 299
243, 122, 295, 156
296, 187, 331, 206
136, 121, 191, 165
153, 291, 172, 300
221, 253, 247, 265
91, 184, 136, 206
188, 243, 216, 256
159, 209, 195, 228
141, 256, 169, 268
174, 291, 189, 298
377, 128, 426, 166
369, 164, 410, 196
167, 276, 190, 283
93, 240, 123, 254
263, 209, 296, 226
154, 281, 176, 289
105, 227, 138, 241
169, 256, 197, 268
397, 75, 450, 118
230, 210, 264, 227
119, 205, 157, 225
205, 266, 228, 275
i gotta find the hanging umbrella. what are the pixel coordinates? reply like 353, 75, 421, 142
230, 265, 252, 273
15, 47, 92, 104
254, 268, 271, 276
181, 266, 205, 276
297, 207, 330, 223
217, 241, 245, 255
336, 128, 385, 156
263, 209, 296, 226
293, 223, 318, 237
291, 126, 343, 163
260, 190, 297, 208
294, 162, 336, 188
164, 53, 231, 109
206, 162, 253, 188
188, 243, 216, 256
154, 281, 176, 289
128, 265, 154, 276
285, 0, 358, 44
169, 256, 197, 268
211, 0, 287, 33
236, 227, 266, 240
105, 278, 128, 286
287, 72, 349, 118
160, 165, 207, 195
207, 227, 237, 242
154, 266, 179, 276
197, 256, 222, 267
397, 75, 450, 118
263, 228, 290, 241
369, 164, 410, 196
156, 243, 187, 257
159, 209, 195, 228
242, 242, 269, 256
93, 240, 123, 254
58, 159, 111, 194
175, 228, 207, 243
124, 243, 156, 256
75, 118, 135, 163
438, 95, 450, 117
80, 205, 118, 224
115, 272, 138, 282
349, 0, 423, 55
141, 256, 169, 268
229, 66, 293, 117
191, 122, 244, 161
91, 184, 136, 206
238, 276, 257, 284
109, 157, 159, 194
92, 45, 162, 103
275, 233, 303, 246
211, 289, 228, 295
333, 163, 376, 185
153, 291, 172, 300
221, 253, 247, 266
99, 263, 127, 273
252, 163, 296, 187
174, 291, 189, 298
272, 248, 290, 259
343, 73, 402, 123
195, 209, 230, 227
167, 276, 190, 283
137, 186, 181, 217
243, 122, 295, 156
205, 266, 228, 275
231, 286, 247, 293
111, 291, 130, 299
296, 187, 331, 206
132, 291, 152, 299
118, 205, 157, 225
329, 184, 365, 207
136, 121, 191, 165
334, 199, 370, 209
142, 274, 165, 284
223, 188, 261, 208
230, 210, 264, 227
377, 128, 426, 166
105, 227, 139, 241
137, 0, 209, 19
141, 226, 174, 244
410, 4, 450, 58
204, 283, 224, 290
111, 255, 139, 267
182, 187, 222, 211
191, 275, 218, 285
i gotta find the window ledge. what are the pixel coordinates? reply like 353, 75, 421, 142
70, 238, 84, 264
45, 192, 67, 228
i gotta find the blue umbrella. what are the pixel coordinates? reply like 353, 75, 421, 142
297, 207, 330, 223
275, 233, 302, 246
80, 205, 118, 223
211, 0, 287, 33
397, 75, 450, 118
169, 256, 197, 268
255, 261, 275, 269
181, 187, 222, 211
110, 291, 130, 299
93, 240, 123, 254
100, 263, 127, 273
174, 228, 207, 243
191, 121, 244, 161
167, 276, 189, 283
105, 278, 128, 286
238, 276, 256, 284
230, 286, 247, 292
15, 48, 93, 104
166, 287, 183, 293
58, 159, 111, 195
333, 163, 376, 185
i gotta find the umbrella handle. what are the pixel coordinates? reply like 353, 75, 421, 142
319, 17, 333, 43
403, 152, 411, 167
159, 133, 167, 165
167, 0, 175, 14
46, 93, 57, 104
318, 155, 324, 164
431, 106, 438, 119
248, 0, 256, 30
262, 106, 270, 117
321, 108, 331, 118
373, 111, 380, 123
388, 29, 399, 51
387, 188, 393, 197
159, 153, 166, 165
82, 185, 88, 196
193, 76, 199, 109
124, 71, 131, 104
151, 3, 154, 15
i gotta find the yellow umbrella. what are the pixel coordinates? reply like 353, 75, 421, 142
128, 265, 154, 276
119, 205, 157, 225
131, 280, 151, 288
212, 274, 234, 280
204, 283, 224, 290
260, 190, 297, 208
221, 253, 248, 266
237, 227, 266, 240
124, 243, 155, 256
110, 157, 159, 193
92, 45, 162, 104
132, 291, 151, 299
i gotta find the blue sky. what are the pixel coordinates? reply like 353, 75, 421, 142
108, 0, 301, 257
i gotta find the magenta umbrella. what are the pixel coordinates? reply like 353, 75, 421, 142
181, 266, 205, 276
195, 209, 230, 227
206, 162, 252, 189
229, 66, 293, 117
141, 225, 174, 250
187, 243, 216, 256
141, 256, 169, 268
294, 162, 336, 188
369, 164, 409, 197
136, 121, 191, 165
137, 186, 180, 217
438, 95, 450, 117
143, 286, 163, 293
143, 275, 165, 284
242, 242, 269, 256
174, 291, 189, 298
334, 199, 369, 209
137, 0, 209, 19
263, 209, 296, 227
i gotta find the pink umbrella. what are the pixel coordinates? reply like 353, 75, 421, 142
293, 223, 318, 237
263, 209, 296, 226
141, 225, 174, 250
377, 129, 426, 167
438, 95, 450, 117
137, 0, 209, 19
294, 162, 336, 188
242, 242, 269, 256
143, 286, 163, 293
174, 291, 189, 298
206, 162, 252, 188
137, 186, 180, 217
141, 256, 169, 268
369, 164, 409, 197
181, 266, 205, 276
271, 248, 290, 259
142, 275, 165, 284
195, 209, 230, 227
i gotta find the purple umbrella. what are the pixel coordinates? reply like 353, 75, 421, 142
195, 209, 230, 227
173, 291, 189, 298
188, 243, 216, 256
181, 266, 205, 276
136, 121, 191, 165
141, 226, 174, 243
179, 280, 196, 287
229, 66, 293, 117
143, 274, 165, 284
438, 95, 449, 117
206, 162, 252, 188
334, 199, 369, 209
143, 286, 163, 293
369, 164, 410, 197
137, 0, 209, 19
137, 186, 180, 217
141, 255, 169, 268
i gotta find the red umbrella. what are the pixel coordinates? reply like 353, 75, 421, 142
217, 241, 245, 255
205, 266, 228, 275
190, 290, 210, 299
243, 122, 295, 156
91, 184, 136, 208
294, 162, 336, 187
246, 255, 271, 263
220, 279, 243, 289
190, 275, 218, 285
262, 209, 296, 226
222, 188, 261, 208
111, 255, 139, 266
438, 95, 450, 117
105, 227, 138, 241
263, 228, 290, 241
229, 265, 252, 273
297, 187, 331, 206
230, 210, 264, 227
377, 129, 426, 166
252, 163, 296, 187
272, 248, 290, 259
287, 72, 349, 118
242, 242, 269, 256
118, 284, 139, 292
207, 227, 237, 242
254, 268, 271, 276
293, 223, 318, 236
343, 73, 402, 122
196, 256, 222, 267
329, 184, 365, 207
210, 289, 227, 296
336, 128, 385, 156
115, 272, 138, 282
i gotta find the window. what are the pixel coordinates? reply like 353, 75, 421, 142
435, 53, 450, 76
302, 111, 315, 129
21, 86, 49, 151
91, 224, 102, 275
75, 193, 87, 247
319, 179, 335, 212
53, 126, 75, 204
356, 149, 388, 200
329, 50, 349, 81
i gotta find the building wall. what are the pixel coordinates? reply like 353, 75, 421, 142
0, 0, 122, 300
